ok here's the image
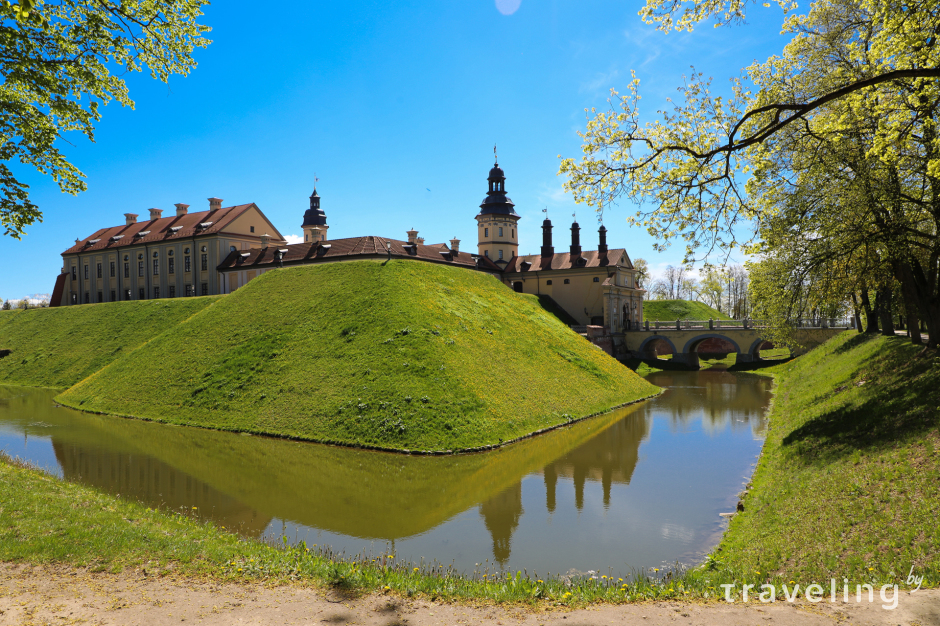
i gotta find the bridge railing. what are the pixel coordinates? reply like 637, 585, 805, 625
634, 318, 855, 331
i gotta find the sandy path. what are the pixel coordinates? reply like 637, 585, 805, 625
1, 564, 937, 626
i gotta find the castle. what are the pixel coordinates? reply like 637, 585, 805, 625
52, 160, 645, 330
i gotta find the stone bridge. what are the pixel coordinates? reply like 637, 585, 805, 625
577, 319, 852, 368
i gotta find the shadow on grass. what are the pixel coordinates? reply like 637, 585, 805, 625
781, 336, 940, 464
727, 357, 795, 372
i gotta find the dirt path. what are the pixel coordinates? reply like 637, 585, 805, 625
1, 564, 937, 626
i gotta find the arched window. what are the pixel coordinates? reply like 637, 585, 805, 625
564, 278, 570, 284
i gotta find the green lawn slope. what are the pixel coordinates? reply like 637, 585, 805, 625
58, 260, 657, 451
716, 331, 940, 583
0, 298, 220, 388
643, 299, 730, 321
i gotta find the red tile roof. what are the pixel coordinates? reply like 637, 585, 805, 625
60, 204, 268, 256
50, 272, 68, 307
501, 248, 631, 272
216, 236, 505, 273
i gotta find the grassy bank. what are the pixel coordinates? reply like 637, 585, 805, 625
57, 261, 656, 451
0, 298, 219, 388
715, 331, 940, 585
643, 299, 729, 321
2, 330, 936, 604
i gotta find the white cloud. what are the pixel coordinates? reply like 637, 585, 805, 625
284, 234, 304, 245
580, 68, 620, 95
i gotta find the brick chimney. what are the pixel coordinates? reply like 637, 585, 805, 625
148, 208, 162, 221
598, 225, 608, 255
175, 203, 189, 217
407, 228, 418, 244
208, 197, 223, 211
570, 220, 582, 257
541, 218, 554, 257
449, 237, 460, 253
260, 233, 270, 249
124, 213, 138, 225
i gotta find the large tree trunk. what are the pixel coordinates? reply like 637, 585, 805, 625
860, 287, 879, 334
876, 286, 895, 336
895, 259, 940, 349
851, 293, 863, 333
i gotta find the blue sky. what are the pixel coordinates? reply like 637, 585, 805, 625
1, 0, 791, 299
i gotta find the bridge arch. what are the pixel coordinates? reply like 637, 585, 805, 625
638, 335, 678, 359
681, 334, 742, 356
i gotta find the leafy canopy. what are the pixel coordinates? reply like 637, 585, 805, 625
0, 0, 210, 239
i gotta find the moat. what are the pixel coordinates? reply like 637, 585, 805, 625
0, 369, 771, 576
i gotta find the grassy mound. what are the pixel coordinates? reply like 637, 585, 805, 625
643, 299, 730, 321
0, 298, 219, 388
58, 261, 656, 451
716, 332, 940, 582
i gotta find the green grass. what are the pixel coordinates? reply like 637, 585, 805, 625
57, 261, 657, 451
3, 330, 937, 604
643, 299, 730, 321
714, 331, 940, 586
0, 452, 716, 605
0, 298, 220, 388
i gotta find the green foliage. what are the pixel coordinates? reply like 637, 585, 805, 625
55, 261, 657, 451
0, 0, 211, 238
0, 297, 219, 387
642, 299, 729, 321
716, 332, 940, 582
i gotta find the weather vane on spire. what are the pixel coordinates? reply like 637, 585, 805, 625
572, 211, 577, 221
543, 206, 548, 219
494, 143, 498, 164
314, 172, 319, 191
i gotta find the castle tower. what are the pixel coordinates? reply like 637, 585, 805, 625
301, 187, 329, 243
476, 157, 519, 265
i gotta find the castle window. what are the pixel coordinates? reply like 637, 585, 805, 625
201, 253, 208, 271
185, 284, 193, 297
546, 280, 553, 285
138, 261, 144, 277
139, 288, 145, 300
512, 229, 514, 238
71, 293, 77, 305
484, 250, 489, 258
84, 292, 89, 303
593, 277, 600, 282
564, 279, 570, 284
97, 263, 102, 278
125, 289, 131, 301
498, 227, 503, 237
250, 226, 255, 233
305, 233, 308, 242
153, 286, 160, 299
71, 266, 76, 280
110, 261, 115, 277
498, 249, 503, 259
169, 285, 176, 298
153, 258, 159, 275
84, 265, 89, 279
110, 290, 115, 301
484, 227, 489, 238
168, 257, 175, 274
201, 282, 209, 296
184, 255, 191, 272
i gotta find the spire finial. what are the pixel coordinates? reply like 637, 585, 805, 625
314, 172, 318, 191
494, 143, 498, 165
542, 206, 548, 219
572, 211, 576, 222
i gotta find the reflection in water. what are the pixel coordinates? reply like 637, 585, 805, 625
0, 369, 771, 575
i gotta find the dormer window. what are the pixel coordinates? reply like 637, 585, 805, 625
110, 235, 124, 242
170, 226, 183, 233
135, 230, 150, 238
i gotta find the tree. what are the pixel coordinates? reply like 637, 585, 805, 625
1, 299, 10, 310
1, 0, 211, 239
633, 257, 650, 289
559, 0, 940, 347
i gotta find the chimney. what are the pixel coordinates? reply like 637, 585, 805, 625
124, 213, 138, 225
149, 208, 163, 221
74, 237, 80, 245
406, 228, 418, 244
175, 203, 190, 217
260, 233, 270, 249
598, 225, 608, 255
416, 236, 425, 244
208, 197, 223, 211
570, 221, 581, 257
541, 218, 554, 257
449, 237, 460, 253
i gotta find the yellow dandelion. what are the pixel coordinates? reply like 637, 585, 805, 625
414, 567, 420, 572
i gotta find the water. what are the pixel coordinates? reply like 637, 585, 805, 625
0, 369, 770, 576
